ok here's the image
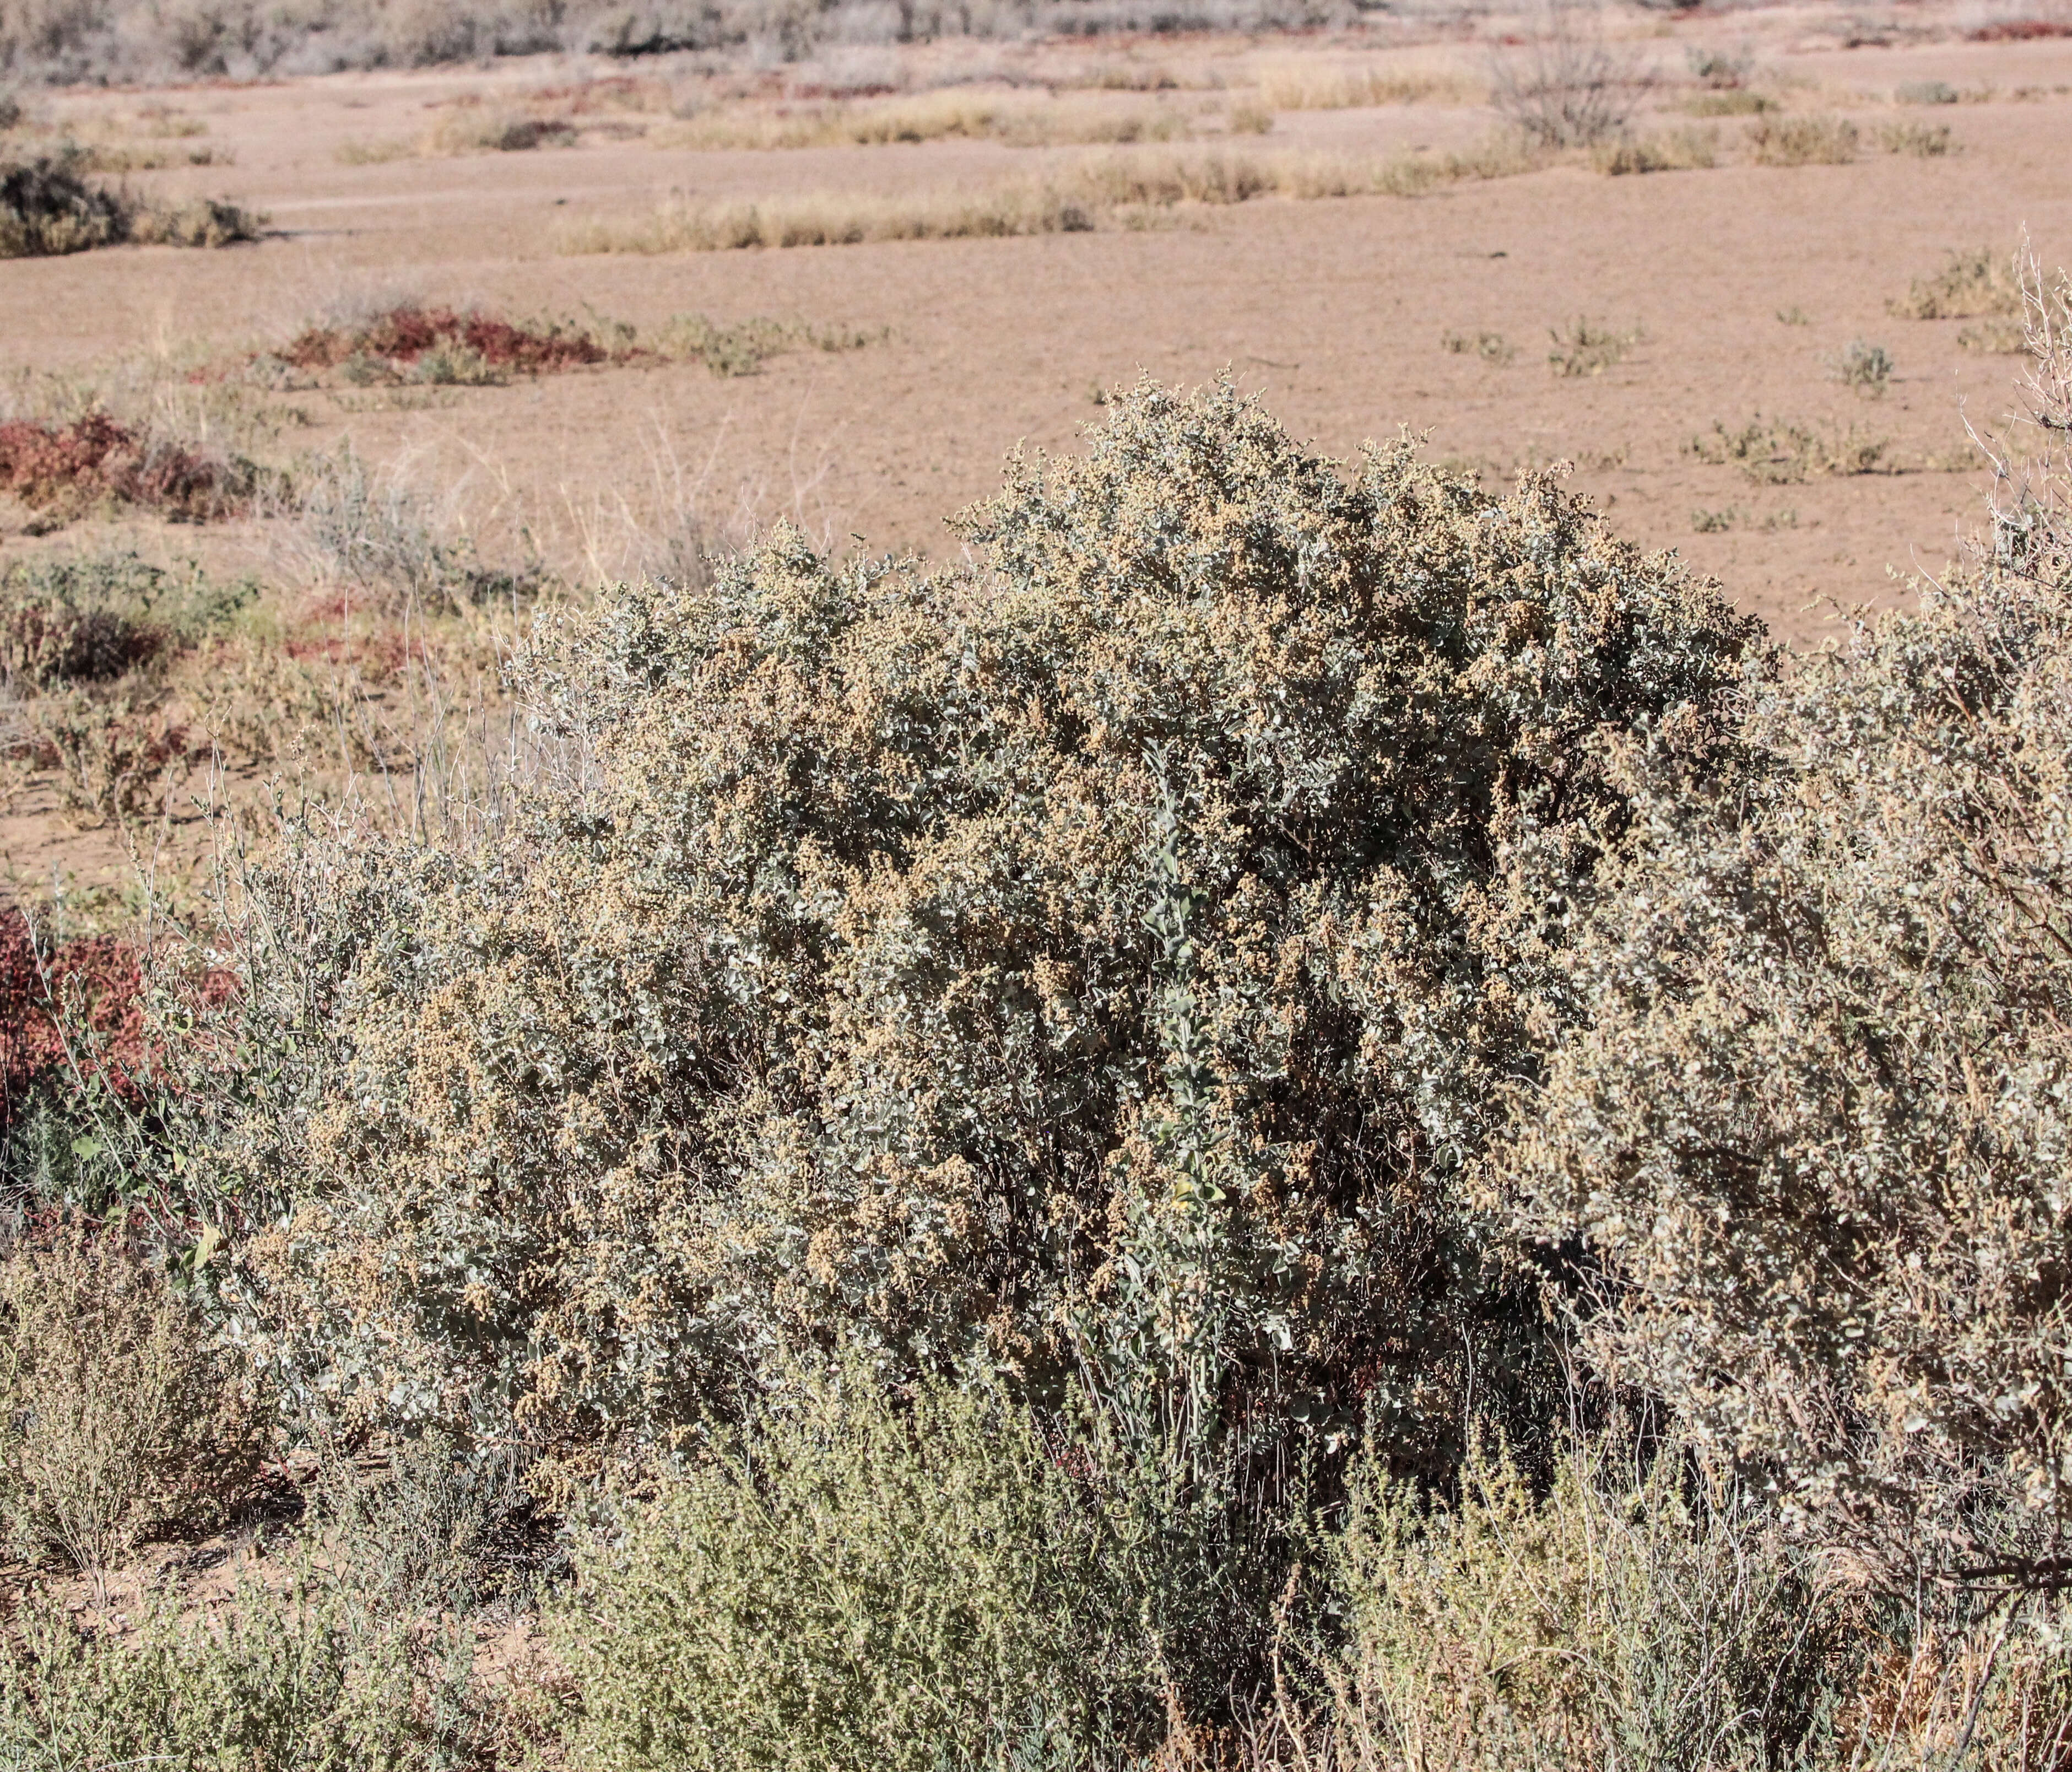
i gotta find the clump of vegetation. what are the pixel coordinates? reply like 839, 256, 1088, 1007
1875, 118, 1955, 155
1895, 78, 1959, 105
1687, 414, 1891, 481
1825, 336, 1895, 395
1441, 328, 1516, 364
279, 305, 612, 382
1590, 126, 1716, 174
1685, 45, 1753, 89
651, 312, 882, 375
0, 1234, 265, 1597
182, 377, 1759, 1489
1486, 2, 1642, 147
421, 99, 577, 154
1503, 264, 2072, 1595
1547, 315, 1644, 376
1680, 89, 1773, 115
0, 411, 259, 521
0, 148, 261, 256
1745, 114, 1857, 165
0, 149, 127, 255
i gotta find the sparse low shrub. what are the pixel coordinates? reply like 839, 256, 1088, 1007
1590, 126, 1716, 174
1746, 113, 1857, 165
0, 1235, 266, 1592
1825, 336, 1894, 395
1875, 118, 1954, 155
1687, 414, 1890, 482
423, 102, 576, 154
129, 193, 264, 244
1895, 78, 1959, 105
1685, 45, 1752, 89
1547, 315, 1644, 376
1680, 89, 1773, 115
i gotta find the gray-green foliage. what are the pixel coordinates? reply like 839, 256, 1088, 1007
0, 1570, 482, 1770
1499, 293, 2072, 1589
193, 377, 1762, 1476
559, 1372, 1268, 1770
1319, 1433, 1850, 1771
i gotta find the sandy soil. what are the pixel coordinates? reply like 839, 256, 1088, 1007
2, 2, 2071, 893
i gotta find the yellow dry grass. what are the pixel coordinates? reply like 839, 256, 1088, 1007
558, 137, 1545, 253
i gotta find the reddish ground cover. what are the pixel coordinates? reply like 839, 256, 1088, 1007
279, 306, 613, 375
0, 413, 245, 520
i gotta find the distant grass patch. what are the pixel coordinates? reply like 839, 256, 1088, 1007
1679, 90, 1775, 115
1547, 316, 1644, 377
1251, 61, 1481, 109
558, 139, 1546, 253
1745, 114, 1857, 165
1686, 415, 1892, 482
657, 89, 1191, 151
1590, 126, 1716, 174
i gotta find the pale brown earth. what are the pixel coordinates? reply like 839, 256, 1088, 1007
2, 2, 2071, 895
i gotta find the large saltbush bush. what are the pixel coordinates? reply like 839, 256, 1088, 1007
190, 379, 1761, 1476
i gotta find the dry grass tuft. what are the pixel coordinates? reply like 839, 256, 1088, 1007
1745, 113, 1858, 165
1251, 60, 1481, 109
1875, 118, 1956, 155
1591, 126, 1717, 175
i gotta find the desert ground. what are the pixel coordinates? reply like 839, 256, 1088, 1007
2, 0, 2070, 900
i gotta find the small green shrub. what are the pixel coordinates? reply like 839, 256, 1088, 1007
1319, 1434, 1852, 1769
1825, 336, 1895, 395
559, 1374, 1271, 1770
0, 1236, 266, 1593
0, 1571, 485, 1770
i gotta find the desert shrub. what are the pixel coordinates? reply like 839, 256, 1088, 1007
1891, 244, 2025, 320
1316, 1431, 1853, 1770
0, 148, 125, 254
1486, 0, 1642, 148
1498, 275, 2072, 1591
1896, 78, 1959, 105
1685, 45, 1752, 89
129, 193, 263, 244
1825, 336, 1895, 395
1589, 126, 1715, 174
0, 1234, 266, 1591
558, 1372, 1276, 1769
186, 378, 1762, 1483
0, 1570, 485, 1769
1875, 119, 1954, 156
1745, 113, 1857, 165
1686, 414, 1890, 482
1441, 329, 1514, 364
422, 102, 576, 154
1546, 315, 1644, 376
